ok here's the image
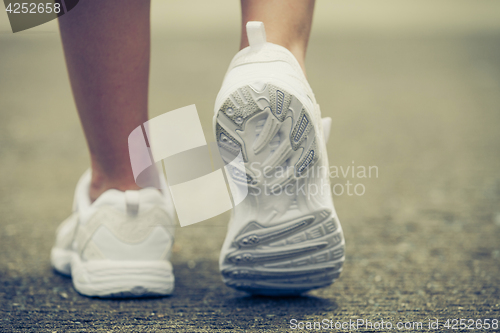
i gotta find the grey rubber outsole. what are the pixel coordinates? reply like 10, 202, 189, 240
216, 83, 345, 295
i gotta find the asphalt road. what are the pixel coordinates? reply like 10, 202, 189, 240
1, 8, 500, 333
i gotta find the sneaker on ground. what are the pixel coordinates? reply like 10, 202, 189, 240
214, 21, 345, 295
50, 170, 176, 298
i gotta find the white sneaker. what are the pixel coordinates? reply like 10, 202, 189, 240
214, 22, 345, 295
50, 170, 176, 297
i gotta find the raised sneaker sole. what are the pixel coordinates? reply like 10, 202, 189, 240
216, 82, 345, 295
70, 254, 174, 298
221, 209, 344, 295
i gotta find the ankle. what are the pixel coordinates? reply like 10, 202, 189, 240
89, 170, 141, 202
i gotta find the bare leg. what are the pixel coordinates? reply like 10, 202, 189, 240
59, 0, 151, 201
240, 0, 315, 74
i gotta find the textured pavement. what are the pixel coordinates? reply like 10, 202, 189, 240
1, 2, 500, 332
